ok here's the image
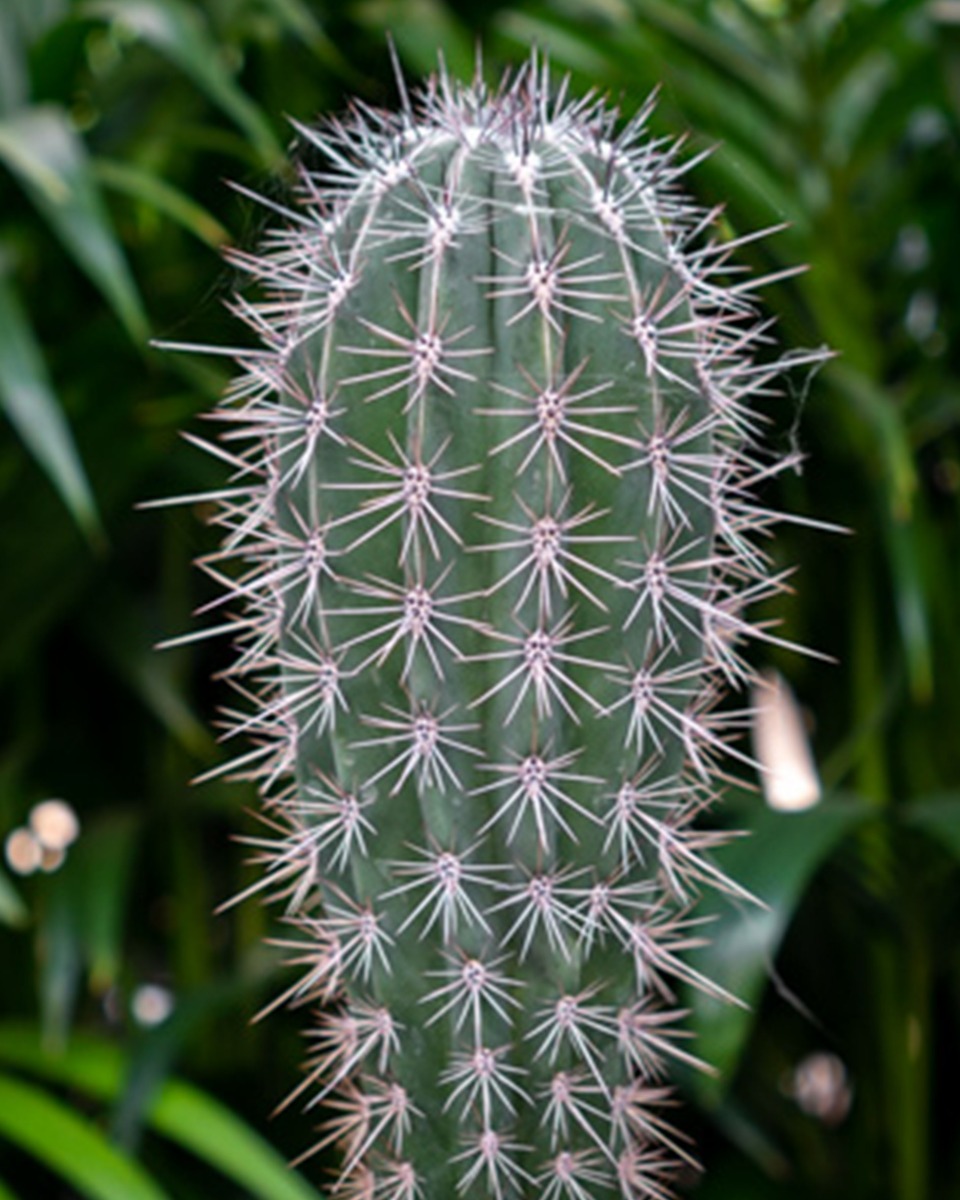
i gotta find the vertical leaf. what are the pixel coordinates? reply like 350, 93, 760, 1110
0, 106, 149, 344
83, 0, 283, 167
0, 272, 103, 542
0, 865, 27, 929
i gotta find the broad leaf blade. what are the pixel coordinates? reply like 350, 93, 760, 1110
0, 272, 103, 542
149, 1080, 321, 1200
0, 105, 148, 344
687, 795, 871, 1100
0, 1073, 171, 1200
0, 1027, 319, 1200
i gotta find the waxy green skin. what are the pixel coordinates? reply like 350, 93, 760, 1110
208, 59, 808, 1200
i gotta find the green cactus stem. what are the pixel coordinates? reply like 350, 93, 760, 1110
172, 52, 826, 1200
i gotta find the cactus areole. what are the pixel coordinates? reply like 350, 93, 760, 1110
183, 54, 823, 1200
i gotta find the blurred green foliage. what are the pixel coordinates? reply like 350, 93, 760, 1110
0, 1, 957, 1197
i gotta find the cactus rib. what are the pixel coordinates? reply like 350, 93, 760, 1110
175, 52, 827, 1200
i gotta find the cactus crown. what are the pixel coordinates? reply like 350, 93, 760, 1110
179, 52, 825, 1200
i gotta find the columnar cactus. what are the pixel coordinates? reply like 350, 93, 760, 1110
186, 54, 823, 1200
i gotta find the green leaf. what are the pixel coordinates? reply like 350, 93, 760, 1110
109, 978, 261, 1150
146, 1077, 319, 1200
84, 0, 283, 167
0, 1072, 171, 1200
0, 272, 103, 543
904, 794, 960, 862
629, 0, 803, 117
884, 506, 933, 703
687, 794, 872, 1100
699, 140, 809, 231
0, 1172, 22, 1200
0, 864, 27, 928
829, 364, 917, 518
6, 0, 70, 46
822, 47, 898, 167
0, 5, 28, 115
36, 814, 140, 1043
66, 813, 140, 993
82, 583, 214, 756
495, 10, 614, 79
0, 1026, 319, 1200
93, 158, 229, 249
255, 0, 360, 78
359, 0, 476, 80
38, 866, 84, 1046
826, 364, 932, 700
0, 105, 149, 344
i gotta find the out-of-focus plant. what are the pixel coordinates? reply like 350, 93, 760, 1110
0, 801, 323, 1199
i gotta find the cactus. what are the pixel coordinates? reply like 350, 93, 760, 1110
181, 53, 825, 1200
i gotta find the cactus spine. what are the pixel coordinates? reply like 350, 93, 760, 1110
189, 54, 823, 1200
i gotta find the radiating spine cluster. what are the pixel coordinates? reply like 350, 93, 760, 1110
180, 54, 824, 1200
